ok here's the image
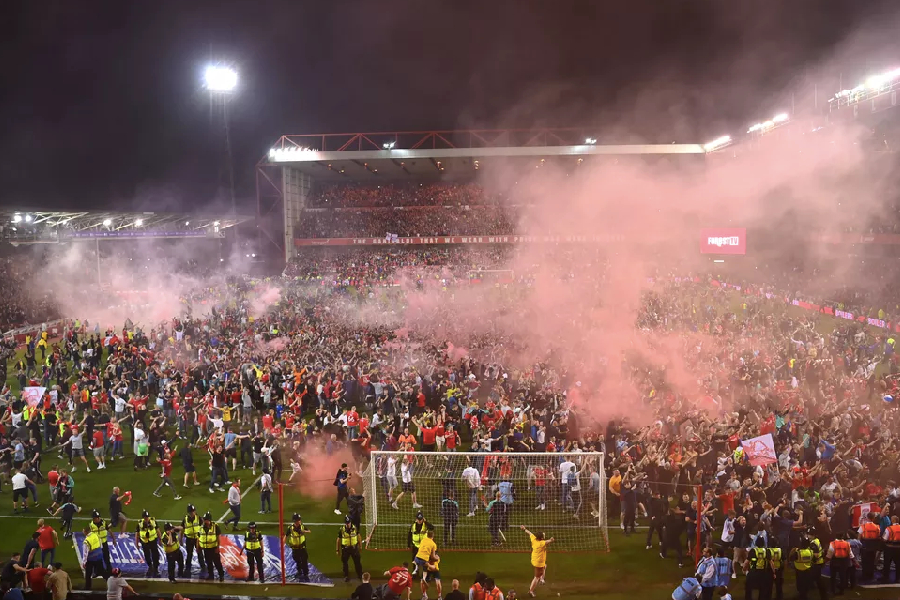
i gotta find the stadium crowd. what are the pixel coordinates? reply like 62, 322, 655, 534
294, 206, 517, 239
0, 240, 900, 598
311, 183, 501, 208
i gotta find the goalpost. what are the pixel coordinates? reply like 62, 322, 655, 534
361, 451, 608, 552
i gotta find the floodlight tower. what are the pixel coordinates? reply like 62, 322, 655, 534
204, 64, 238, 218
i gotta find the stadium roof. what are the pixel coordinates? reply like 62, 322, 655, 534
0, 208, 252, 243
258, 129, 707, 182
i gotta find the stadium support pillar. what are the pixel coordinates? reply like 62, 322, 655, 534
282, 167, 310, 263
278, 482, 286, 586
95, 239, 101, 287
695, 484, 702, 563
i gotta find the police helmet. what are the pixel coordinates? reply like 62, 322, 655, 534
292, 513, 301, 521
344, 515, 352, 524
248, 521, 257, 528
164, 523, 174, 531
187, 503, 196, 512
416, 512, 424, 520
203, 512, 212, 520
91, 509, 101, 519
141, 509, 150, 518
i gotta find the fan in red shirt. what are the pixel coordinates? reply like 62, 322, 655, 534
419, 423, 437, 452
444, 427, 460, 451
346, 407, 360, 439
153, 455, 181, 500
91, 430, 106, 469
26, 564, 49, 593
382, 564, 413, 600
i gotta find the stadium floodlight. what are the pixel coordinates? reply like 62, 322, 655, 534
185, 221, 190, 226
866, 68, 900, 90
585, 137, 597, 145
134, 219, 143, 227
213, 220, 220, 226
773, 113, 789, 123
12, 215, 21, 224
703, 135, 731, 152
382, 142, 396, 149
102, 218, 112, 227
204, 65, 238, 92
24, 214, 32, 223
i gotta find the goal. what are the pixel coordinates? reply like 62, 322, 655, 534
361, 451, 608, 552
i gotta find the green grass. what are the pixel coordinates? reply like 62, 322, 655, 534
0, 287, 892, 599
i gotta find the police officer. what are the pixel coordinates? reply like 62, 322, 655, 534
285, 513, 311, 582
89, 509, 113, 573
135, 509, 161, 578
243, 521, 265, 583
808, 533, 827, 600
407, 512, 433, 575
336, 514, 363, 583
744, 536, 772, 600
771, 543, 785, 600
790, 537, 814, 600
199, 512, 224, 582
81, 526, 107, 590
181, 503, 205, 576
161, 523, 184, 583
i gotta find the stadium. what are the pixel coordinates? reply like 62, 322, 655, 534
7, 5, 900, 600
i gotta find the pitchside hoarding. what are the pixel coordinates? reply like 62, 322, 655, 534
700, 228, 747, 255
72, 533, 332, 586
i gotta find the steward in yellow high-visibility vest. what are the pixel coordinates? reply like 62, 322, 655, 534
284, 513, 311, 582
199, 512, 224, 582
89, 509, 112, 572
134, 510, 161, 578
336, 515, 362, 583
744, 538, 772, 600
242, 521, 265, 583
181, 504, 205, 575
162, 522, 184, 583
809, 535, 826, 596
791, 538, 814, 599
82, 527, 106, 590
407, 511, 434, 568
770, 546, 785, 600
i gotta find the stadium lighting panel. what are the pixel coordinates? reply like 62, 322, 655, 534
205, 66, 238, 92
703, 135, 731, 152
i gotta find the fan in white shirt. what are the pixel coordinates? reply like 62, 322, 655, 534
721, 517, 736, 544
385, 456, 399, 497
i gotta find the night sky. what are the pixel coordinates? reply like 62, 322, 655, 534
1, 0, 897, 214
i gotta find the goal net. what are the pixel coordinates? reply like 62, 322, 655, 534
361, 451, 608, 552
